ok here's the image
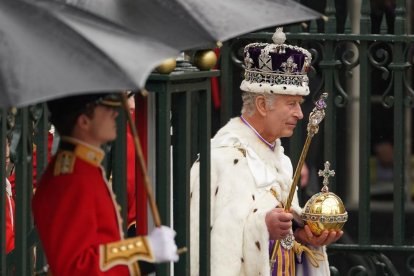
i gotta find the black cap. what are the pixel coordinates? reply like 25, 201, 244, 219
47, 93, 121, 119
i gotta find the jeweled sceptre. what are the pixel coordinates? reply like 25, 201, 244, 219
269, 92, 329, 272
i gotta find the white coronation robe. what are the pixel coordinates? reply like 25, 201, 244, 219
190, 118, 330, 276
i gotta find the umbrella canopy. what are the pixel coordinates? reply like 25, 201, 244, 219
0, 0, 178, 108
62, 0, 322, 50
0, 0, 321, 108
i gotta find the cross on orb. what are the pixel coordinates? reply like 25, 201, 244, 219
318, 161, 335, 190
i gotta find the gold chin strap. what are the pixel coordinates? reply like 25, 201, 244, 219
292, 241, 325, 268
99, 236, 155, 272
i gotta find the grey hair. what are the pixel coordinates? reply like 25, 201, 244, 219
240, 91, 278, 116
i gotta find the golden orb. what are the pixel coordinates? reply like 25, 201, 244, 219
193, 50, 217, 71
155, 58, 176, 74
301, 161, 348, 236
302, 192, 348, 236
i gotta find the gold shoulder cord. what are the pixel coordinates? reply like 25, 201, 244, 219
99, 236, 155, 273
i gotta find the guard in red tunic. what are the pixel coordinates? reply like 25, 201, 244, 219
5, 179, 15, 254
5, 141, 15, 254
32, 94, 178, 276
126, 95, 138, 233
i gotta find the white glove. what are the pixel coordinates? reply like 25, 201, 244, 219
148, 226, 179, 263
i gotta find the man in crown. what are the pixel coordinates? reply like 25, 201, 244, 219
190, 28, 343, 275
32, 93, 179, 275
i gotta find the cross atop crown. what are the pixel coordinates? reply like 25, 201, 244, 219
318, 161, 335, 192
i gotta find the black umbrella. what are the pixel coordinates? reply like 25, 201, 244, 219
0, 0, 178, 108
63, 0, 322, 50
1, 0, 321, 108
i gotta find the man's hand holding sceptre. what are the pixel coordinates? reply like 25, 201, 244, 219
269, 93, 343, 272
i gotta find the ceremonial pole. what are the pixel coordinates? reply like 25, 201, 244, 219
121, 92, 188, 255
121, 92, 162, 227
269, 92, 328, 273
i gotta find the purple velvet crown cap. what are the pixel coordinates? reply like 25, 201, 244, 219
240, 28, 311, 96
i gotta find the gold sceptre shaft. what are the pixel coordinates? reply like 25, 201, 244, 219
269, 92, 328, 272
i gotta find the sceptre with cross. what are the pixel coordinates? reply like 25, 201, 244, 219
270, 93, 329, 272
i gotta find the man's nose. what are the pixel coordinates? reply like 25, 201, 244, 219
294, 104, 303, 119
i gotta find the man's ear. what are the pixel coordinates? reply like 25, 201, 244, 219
76, 114, 91, 131
255, 96, 267, 116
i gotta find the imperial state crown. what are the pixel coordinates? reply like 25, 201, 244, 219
240, 28, 311, 96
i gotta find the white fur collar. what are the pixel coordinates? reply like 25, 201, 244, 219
212, 118, 294, 201
213, 117, 283, 153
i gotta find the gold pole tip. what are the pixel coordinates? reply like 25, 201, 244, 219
140, 89, 149, 97
177, 247, 188, 255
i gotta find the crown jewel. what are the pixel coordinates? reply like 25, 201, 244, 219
272, 28, 286, 45
301, 161, 348, 235
240, 28, 312, 96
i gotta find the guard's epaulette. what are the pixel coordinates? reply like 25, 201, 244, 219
54, 150, 76, 176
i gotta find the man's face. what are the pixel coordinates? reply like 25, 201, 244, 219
127, 95, 135, 113
87, 105, 119, 145
5, 142, 10, 168
262, 95, 304, 140
3, 142, 12, 177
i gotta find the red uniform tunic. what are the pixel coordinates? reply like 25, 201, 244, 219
127, 127, 137, 228
32, 138, 138, 275
5, 178, 15, 254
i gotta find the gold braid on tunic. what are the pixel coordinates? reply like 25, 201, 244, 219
99, 236, 155, 275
